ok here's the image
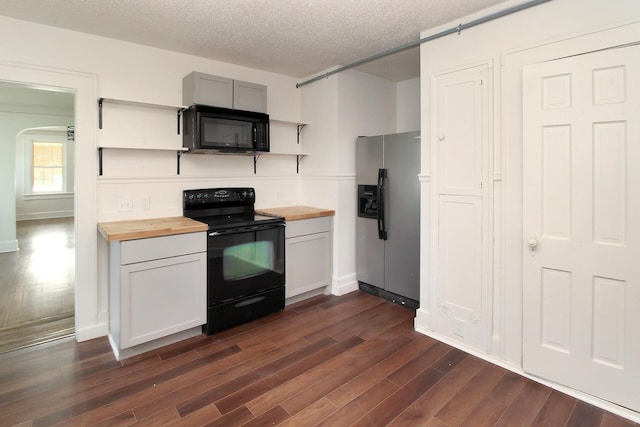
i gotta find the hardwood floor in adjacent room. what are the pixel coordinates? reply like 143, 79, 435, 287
0, 218, 75, 354
0, 291, 636, 426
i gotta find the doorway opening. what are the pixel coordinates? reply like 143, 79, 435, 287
0, 83, 76, 353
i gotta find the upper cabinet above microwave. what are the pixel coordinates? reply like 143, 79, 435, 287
182, 72, 268, 114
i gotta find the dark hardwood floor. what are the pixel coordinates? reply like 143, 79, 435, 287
0, 291, 636, 426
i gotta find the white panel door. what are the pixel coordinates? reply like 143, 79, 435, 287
437, 195, 483, 320
432, 64, 491, 352
523, 45, 640, 412
436, 65, 487, 196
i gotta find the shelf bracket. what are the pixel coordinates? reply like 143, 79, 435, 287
177, 108, 186, 135
297, 124, 306, 144
296, 154, 302, 174
98, 98, 104, 129
253, 154, 261, 174
177, 150, 182, 175
98, 147, 103, 175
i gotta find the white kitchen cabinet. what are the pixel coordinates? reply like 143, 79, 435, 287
285, 216, 333, 299
182, 71, 267, 113
107, 232, 206, 360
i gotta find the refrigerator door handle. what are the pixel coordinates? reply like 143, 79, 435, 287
377, 168, 388, 240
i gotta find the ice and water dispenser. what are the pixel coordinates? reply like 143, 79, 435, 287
358, 185, 378, 219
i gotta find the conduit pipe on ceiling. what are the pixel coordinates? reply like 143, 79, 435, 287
295, 0, 552, 88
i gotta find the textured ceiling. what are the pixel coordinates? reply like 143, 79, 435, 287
0, 0, 507, 82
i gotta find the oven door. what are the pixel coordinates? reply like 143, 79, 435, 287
207, 223, 284, 305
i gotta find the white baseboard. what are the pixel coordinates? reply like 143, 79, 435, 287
16, 211, 73, 221
415, 307, 431, 330
108, 327, 202, 361
75, 322, 108, 342
331, 273, 358, 296
0, 239, 19, 253
414, 325, 640, 424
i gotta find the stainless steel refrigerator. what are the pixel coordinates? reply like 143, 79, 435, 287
356, 131, 420, 307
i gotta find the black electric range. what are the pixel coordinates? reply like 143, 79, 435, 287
183, 188, 286, 334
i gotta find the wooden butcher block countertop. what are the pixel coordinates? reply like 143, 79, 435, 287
256, 206, 335, 221
98, 216, 207, 242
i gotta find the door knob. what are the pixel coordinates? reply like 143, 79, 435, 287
528, 237, 538, 255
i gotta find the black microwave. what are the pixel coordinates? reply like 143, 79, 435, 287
182, 105, 269, 153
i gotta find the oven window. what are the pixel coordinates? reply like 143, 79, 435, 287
207, 224, 285, 304
223, 241, 274, 280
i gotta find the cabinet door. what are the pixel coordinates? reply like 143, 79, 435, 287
233, 80, 267, 113
432, 64, 491, 352
435, 66, 486, 196
285, 232, 331, 298
120, 252, 206, 348
183, 72, 233, 108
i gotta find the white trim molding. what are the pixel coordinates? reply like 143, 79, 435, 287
16, 210, 73, 221
0, 239, 19, 253
332, 272, 358, 296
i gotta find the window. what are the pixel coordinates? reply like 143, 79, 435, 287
32, 141, 65, 193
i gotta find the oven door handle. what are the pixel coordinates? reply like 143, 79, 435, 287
208, 223, 284, 236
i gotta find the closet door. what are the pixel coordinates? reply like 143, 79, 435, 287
432, 64, 491, 351
522, 45, 640, 413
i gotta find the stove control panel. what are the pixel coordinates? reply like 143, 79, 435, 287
183, 188, 255, 207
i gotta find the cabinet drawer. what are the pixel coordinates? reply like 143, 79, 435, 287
285, 216, 332, 238
120, 232, 205, 265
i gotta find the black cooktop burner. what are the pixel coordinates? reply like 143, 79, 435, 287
183, 188, 283, 231
195, 213, 283, 231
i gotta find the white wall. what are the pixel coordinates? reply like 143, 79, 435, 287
301, 69, 398, 295
397, 77, 420, 133
416, 0, 640, 418
0, 105, 73, 252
